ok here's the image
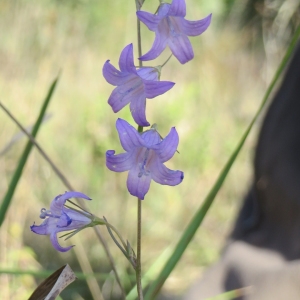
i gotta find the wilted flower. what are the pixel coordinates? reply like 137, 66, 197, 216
137, 0, 212, 64
30, 191, 103, 252
106, 118, 184, 200
103, 43, 175, 126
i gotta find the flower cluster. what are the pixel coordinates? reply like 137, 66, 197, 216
31, 0, 211, 252
104, 0, 211, 199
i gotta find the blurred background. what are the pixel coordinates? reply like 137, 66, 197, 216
0, 0, 299, 299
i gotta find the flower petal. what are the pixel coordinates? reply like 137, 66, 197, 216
30, 219, 51, 235
116, 119, 145, 151
180, 14, 212, 36
119, 44, 137, 74
168, 0, 186, 17
57, 211, 72, 228
50, 232, 73, 252
137, 67, 159, 81
60, 191, 91, 202
127, 165, 152, 200
103, 60, 130, 86
142, 130, 161, 146
130, 94, 150, 127
150, 160, 184, 186
168, 33, 194, 64
108, 79, 140, 112
153, 127, 179, 162
139, 33, 167, 61
61, 209, 92, 230
50, 192, 91, 215
106, 151, 134, 172
157, 3, 171, 17
136, 11, 161, 31
144, 80, 175, 99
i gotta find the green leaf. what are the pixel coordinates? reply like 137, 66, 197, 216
144, 27, 300, 300
0, 75, 59, 227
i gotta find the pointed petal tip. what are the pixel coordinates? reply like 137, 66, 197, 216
106, 150, 116, 157
180, 171, 184, 181
129, 190, 145, 200
62, 191, 91, 201
116, 117, 127, 125
51, 233, 74, 252
108, 98, 121, 113
119, 44, 137, 74
125, 43, 133, 53
57, 245, 74, 253
116, 118, 131, 130
122, 43, 133, 52
206, 13, 212, 25
136, 120, 150, 127
138, 56, 150, 62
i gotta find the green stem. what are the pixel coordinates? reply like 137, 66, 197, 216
136, 1, 144, 298
106, 222, 128, 250
136, 198, 143, 300
136, 122, 144, 300
161, 54, 173, 68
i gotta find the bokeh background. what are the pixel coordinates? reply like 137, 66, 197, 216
0, 0, 299, 299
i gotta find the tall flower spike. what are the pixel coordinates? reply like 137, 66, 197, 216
103, 43, 175, 126
30, 191, 101, 252
106, 119, 184, 200
137, 0, 212, 64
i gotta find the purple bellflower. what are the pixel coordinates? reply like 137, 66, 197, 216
103, 43, 175, 126
136, 0, 212, 64
30, 191, 102, 252
106, 118, 184, 200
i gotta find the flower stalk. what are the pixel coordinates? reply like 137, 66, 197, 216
136, 198, 143, 300
104, 217, 137, 269
137, 2, 144, 297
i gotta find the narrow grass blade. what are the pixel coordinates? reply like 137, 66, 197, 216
0, 75, 59, 227
145, 28, 300, 300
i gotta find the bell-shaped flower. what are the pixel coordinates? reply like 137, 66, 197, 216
136, 0, 212, 64
30, 191, 104, 252
103, 43, 175, 126
106, 118, 184, 200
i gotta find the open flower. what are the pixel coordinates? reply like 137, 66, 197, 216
106, 119, 184, 200
137, 0, 212, 64
103, 43, 175, 126
30, 191, 102, 252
